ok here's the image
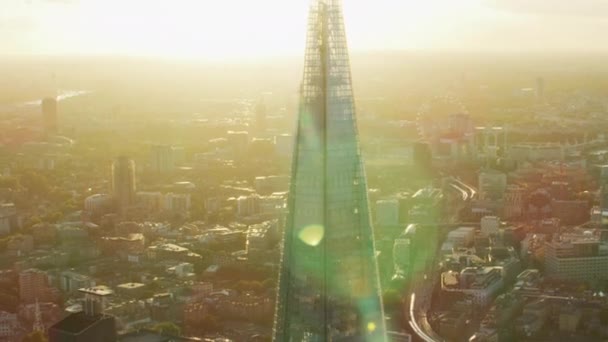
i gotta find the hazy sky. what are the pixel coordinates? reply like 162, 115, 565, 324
2, 0, 608, 59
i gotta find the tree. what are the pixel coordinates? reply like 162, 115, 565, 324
20, 171, 49, 196
152, 322, 181, 336
22, 331, 48, 342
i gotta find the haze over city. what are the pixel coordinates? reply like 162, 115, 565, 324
3, 0, 608, 58
2, 1, 608, 342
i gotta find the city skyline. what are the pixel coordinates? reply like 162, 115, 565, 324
2, 0, 608, 341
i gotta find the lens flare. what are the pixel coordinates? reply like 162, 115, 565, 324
299, 224, 325, 246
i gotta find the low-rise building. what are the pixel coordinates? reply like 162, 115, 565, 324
19, 268, 57, 304
116, 283, 147, 299
147, 243, 201, 262
447, 227, 476, 248
99, 234, 145, 256
166, 263, 194, 278
559, 305, 582, 333
60, 271, 95, 294
515, 299, 550, 338
0, 311, 19, 340
247, 220, 278, 257
0, 203, 17, 236
441, 267, 504, 307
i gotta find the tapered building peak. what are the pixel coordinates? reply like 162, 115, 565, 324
272, 1, 387, 341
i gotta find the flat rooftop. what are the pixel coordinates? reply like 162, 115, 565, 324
119, 330, 203, 341
79, 285, 113, 296
51, 311, 113, 334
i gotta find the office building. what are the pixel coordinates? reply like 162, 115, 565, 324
111, 157, 136, 215
19, 269, 51, 304
544, 229, 608, 281
48, 286, 117, 342
150, 145, 175, 173
164, 193, 191, 213
273, 1, 386, 340
441, 267, 504, 307
474, 126, 507, 160
393, 225, 417, 278
84, 194, 112, 216
0, 311, 18, 340
236, 195, 259, 217
478, 169, 507, 200
0, 203, 17, 236
446, 227, 476, 248
60, 271, 95, 294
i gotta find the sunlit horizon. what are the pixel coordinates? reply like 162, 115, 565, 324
2, 0, 608, 60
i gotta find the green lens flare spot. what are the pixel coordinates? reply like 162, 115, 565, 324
299, 225, 325, 246
367, 322, 376, 333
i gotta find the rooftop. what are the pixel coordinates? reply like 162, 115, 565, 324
119, 329, 216, 341
117, 283, 146, 290
50, 311, 114, 334
79, 285, 113, 296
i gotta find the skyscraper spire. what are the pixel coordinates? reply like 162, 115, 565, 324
273, 0, 386, 340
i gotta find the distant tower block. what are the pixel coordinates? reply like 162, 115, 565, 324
111, 156, 136, 215
536, 77, 545, 100
150, 145, 175, 173
272, 0, 386, 341
42, 97, 58, 135
474, 126, 507, 159
255, 99, 267, 134
600, 165, 608, 210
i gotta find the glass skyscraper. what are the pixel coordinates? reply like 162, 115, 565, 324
273, 1, 386, 340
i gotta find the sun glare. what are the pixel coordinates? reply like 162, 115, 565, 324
8, 0, 490, 59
